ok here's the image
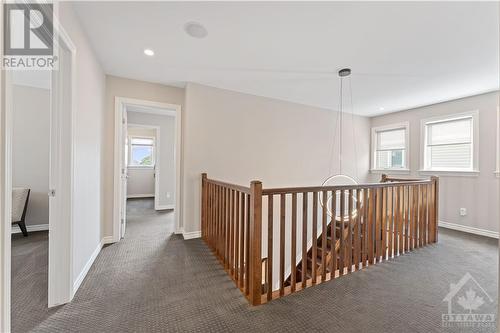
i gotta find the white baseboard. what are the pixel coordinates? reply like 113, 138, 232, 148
156, 204, 174, 211
127, 194, 154, 199
102, 236, 114, 245
73, 238, 106, 295
183, 230, 201, 240
439, 220, 499, 239
11, 223, 49, 234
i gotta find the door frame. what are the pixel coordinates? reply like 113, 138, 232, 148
0, 14, 76, 331
127, 123, 161, 209
113, 97, 182, 242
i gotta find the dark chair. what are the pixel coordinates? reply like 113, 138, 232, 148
11, 188, 30, 237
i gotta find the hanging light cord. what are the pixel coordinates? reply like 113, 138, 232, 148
339, 76, 343, 175
349, 76, 359, 181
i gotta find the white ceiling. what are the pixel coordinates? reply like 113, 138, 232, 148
73, 1, 499, 116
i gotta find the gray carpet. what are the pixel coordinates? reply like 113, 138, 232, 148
11, 198, 498, 332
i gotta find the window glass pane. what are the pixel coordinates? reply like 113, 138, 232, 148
131, 145, 153, 166
131, 137, 154, 145
376, 149, 405, 169
377, 129, 405, 150
429, 143, 471, 169
428, 118, 472, 145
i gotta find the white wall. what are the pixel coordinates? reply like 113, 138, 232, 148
182, 83, 371, 234
11, 85, 50, 226
59, 2, 106, 287
127, 112, 175, 208
370, 91, 500, 234
103, 76, 184, 237
127, 126, 155, 197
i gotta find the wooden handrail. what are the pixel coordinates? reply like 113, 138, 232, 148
262, 179, 433, 195
201, 173, 439, 306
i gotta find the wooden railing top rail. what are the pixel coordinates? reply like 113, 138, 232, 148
206, 177, 251, 194
262, 179, 435, 195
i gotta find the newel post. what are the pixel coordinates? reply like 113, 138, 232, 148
431, 176, 439, 243
201, 173, 207, 240
249, 180, 262, 305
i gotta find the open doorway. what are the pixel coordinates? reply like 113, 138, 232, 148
1, 23, 76, 333
114, 98, 181, 241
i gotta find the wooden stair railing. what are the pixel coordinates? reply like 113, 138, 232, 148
201, 173, 439, 306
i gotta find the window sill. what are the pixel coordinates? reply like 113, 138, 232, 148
370, 169, 410, 175
418, 169, 479, 177
128, 166, 155, 170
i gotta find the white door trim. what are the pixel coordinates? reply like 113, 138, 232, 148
48, 24, 76, 307
113, 98, 182, 242
127, 123, 161, 210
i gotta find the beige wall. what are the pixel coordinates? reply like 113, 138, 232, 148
59, 2, 107, 285
370, 91, 500, 234
182, 82, 371, 234
103, 76, 184, 236
11, 85, 50, 227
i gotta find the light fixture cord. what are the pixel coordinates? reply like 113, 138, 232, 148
339, 76, 343, 175
349, 76, 359, 181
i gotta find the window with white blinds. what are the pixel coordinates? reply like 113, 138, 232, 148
423, 113, 477, 172
372, 123, 409, 170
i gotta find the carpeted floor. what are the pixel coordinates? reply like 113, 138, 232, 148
11, 198, 498, 332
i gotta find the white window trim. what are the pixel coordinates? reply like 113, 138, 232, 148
370, 122, 410, 173
128, 135, 156, 168
495, 106, 500, 178
419, 110, 479, 177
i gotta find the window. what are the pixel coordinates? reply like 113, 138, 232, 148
129, 136, 155, 167
421, 111, 478, 173
371, 123, 409, 171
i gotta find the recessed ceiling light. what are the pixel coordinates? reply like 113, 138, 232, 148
144, 49, 155, 56
184, 22, 208, 39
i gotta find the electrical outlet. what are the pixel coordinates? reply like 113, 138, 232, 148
167, 192, 171, 199
459, 208, 467, 216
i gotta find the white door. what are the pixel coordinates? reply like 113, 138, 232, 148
120, 110, 128, 238
48, 34, 73, 307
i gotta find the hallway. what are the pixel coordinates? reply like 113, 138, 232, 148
18, 198, 497, 332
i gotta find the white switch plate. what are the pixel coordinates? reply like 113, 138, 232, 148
460, 208, 467, 216
167, 192, 171, 198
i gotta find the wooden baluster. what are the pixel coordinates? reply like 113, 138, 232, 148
235, 191, 240, 282
225, 188, 228, 266
375, 188, 381, 263
407, 186, 411, 252
291, 193, 297, 291
394, 186, 400, 256
422, 185, 427, 246
432, 176, 439, 243
398, 186, 404, 255
321, 191, 327, 281
249, 181, 262, 305
245, 194, 250, 295
387, 186, 393, 259
381, 187, 387, 261
230, 190, 235, 276
405, 186, 410, 253
239, 192, 245, 288
347, 189, 353, 272
302, 192, 308, 288
279, 194, 285, 296
368, 188, 375, 264
312, 192, 318, 283
362, 188, 368, 267
215, 186, 219, 256
411, 185, 418, 250
354, 189, 361, 270
267, 195, 273, 301
331, 190, 337, 275
339, 190, 345, 275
